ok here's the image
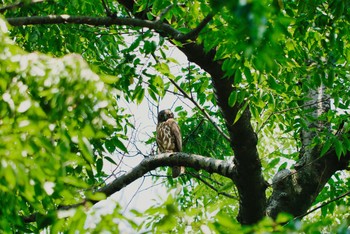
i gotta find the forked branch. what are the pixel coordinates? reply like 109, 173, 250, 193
6, 14, 212, 42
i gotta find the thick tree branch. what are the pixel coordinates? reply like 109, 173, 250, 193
23, 153, 236, 223
266, 81, 340, 219
97, 153, 236, 196
297, 84, 331, 169
6, 14, 210, 42
266, 148, 350, 219
6, 15, 182, 37
176, 14, 213, 41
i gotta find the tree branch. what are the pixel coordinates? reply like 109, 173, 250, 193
6, 15, 181, 37
22, 153, 236, 223
176, 14, 213, 41
100, 0, 113, 17
6, 14, 210, 42
97, 153, 236, 197
266, 148, 350, 219
294, 190, 350, 220
188, 171, 237, 199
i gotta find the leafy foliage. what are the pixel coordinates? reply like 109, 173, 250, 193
1, 0, 350, 232
0, 19, 129, 232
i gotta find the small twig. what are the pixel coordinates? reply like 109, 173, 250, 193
122, 176, 146, 213
257, 97, 331, 133
138, 181, 167, 193
155, 4, 175, 21
293, 190, 350, 220
186, 61, 194, 99
183, 118, 205, 145
188, 171, 237, 199
169, 77, 230, 141
177, 14, 214, 41
100, 0, 113, 17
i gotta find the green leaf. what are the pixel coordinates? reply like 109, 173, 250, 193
36, 212, 56, 229
320, 140, 332, 157
155, 63, 171, 76
61, 176, 89, 188
174, 106, 183, 112
278, 162, 287, 171
228, 91, 238, 107
267, 77, 282, 91
243, 67, 253, 83
321, 206, 327, 217
144, 40, 157, 54
100, 74, 119, 84
133, 86, 145, 104
113, 137, 128, 153
135, 88, 145, 104
234, 69, 243, 85
276, 213, 292, 224
267, 158, 280, 170
148, 86, 158, 101
85, 192, 106, 201
105, 139, 116, 153
334, 139, 343, 159
78, 137, 94, 164
96, 158, 103, 173
233, 102, 248, 124
125, 35, 142, 52
105, 156, 117, 165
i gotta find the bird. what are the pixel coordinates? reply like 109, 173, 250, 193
156, 109, 184, 178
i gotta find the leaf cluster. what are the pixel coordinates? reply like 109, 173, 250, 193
0, 20, 128, 232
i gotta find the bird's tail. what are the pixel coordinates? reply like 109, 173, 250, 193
172, 166, 185, 178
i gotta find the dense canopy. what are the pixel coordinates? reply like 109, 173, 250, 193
1, 0, 350, 232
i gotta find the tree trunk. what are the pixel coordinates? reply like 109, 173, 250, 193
266, 80, 348, 218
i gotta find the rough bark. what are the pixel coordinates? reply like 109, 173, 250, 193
98, 153, 236, 197
266, 149, 350, 218
6, 15, 182, 38
297, 85, 331, 169
266, 84, 348, 218
177, 43, 267, 224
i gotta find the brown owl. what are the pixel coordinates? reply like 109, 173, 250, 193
156, 109, 184, 178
